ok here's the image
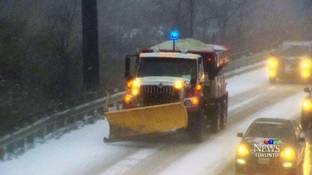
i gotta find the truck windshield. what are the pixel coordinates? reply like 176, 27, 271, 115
277, 46, 311, 57
137, 57, 197, 78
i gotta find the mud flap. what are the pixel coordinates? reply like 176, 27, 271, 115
104, 102, 188, 142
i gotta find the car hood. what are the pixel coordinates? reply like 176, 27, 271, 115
242, 137, 290, 147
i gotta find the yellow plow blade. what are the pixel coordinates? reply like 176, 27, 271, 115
104, 102, 188, 142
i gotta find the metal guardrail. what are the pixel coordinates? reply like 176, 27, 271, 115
0, 92, 125, 160
0, 50, 270, 161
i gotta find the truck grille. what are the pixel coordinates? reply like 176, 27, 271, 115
141, 85, 179, 106
141, 85, 174, 95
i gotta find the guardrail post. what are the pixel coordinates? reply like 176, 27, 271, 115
37, 127, 48, 143
74, 114, 82, 122
14, 139, 26, 156
47, 124, 54, 135
26, 134, 35, 149
116, 101, 123, 110
7, 143, 14, 158
54, 121, 62, 131
71, 116, 79, 129
64, 118, 70, 131
0, 146, 5, 160
52, 121, 64, 139
89, 111, 95, 124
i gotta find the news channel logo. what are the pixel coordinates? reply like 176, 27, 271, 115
263, 138, 279, 145
253, 138, 280, 158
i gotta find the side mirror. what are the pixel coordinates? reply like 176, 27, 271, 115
304, 87, 311, 93
299, 137, 305, 142
125, 54, 139, 80
125, 56, 131, 79
190, 78, 197, 86
237, 132, 243, 138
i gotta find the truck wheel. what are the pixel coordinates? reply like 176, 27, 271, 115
103, 137, 112, 143
211, 102, 221, 133
220, 99, 228, 130
301, 111, 310, 131
269, 77, 277, 84
187, 109, 205, 142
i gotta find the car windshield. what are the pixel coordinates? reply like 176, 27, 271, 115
245, 123, 295, 143
137, 57, 197, 78
277, 46, 311, 57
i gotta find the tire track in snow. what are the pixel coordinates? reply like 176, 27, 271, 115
98, 148, 157, 175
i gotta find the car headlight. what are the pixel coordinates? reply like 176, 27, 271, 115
303, 99, 312, 111
281, 147, 295, 160
236, 144, 249, 156
268, 58, 278, 67
301, 59, 311, 68
301, 71, 310, 78
237, 158, 246, 165
269, 70, 277, 77
301, 59, 311, 79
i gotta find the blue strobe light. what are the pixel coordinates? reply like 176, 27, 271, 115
170, 30, 180, 40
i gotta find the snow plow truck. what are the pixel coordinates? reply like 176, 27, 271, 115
104, 38, 230, 142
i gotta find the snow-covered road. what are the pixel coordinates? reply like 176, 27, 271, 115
0, 67, 310, 175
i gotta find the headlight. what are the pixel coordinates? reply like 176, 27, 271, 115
191, 98, 199, 105
130, 79, 140, 96
301, 59, 311, 68
237, 158, 246, 165
184, 98, 200, 107
133, 79, 140, 87
269, 70, 276, 77
196, 84, 202, 90
281, 148, 295, 160
301, 71, 310, 78
236, 144, 249, 156
124, 94, 132, 103
131, 88, 139, 96
174, 81, 184, 89
268, 58, 278, 67
303, 99, 312, 111
127, 80, 133, 88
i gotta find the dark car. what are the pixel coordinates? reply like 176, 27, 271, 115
235, 118, 305, 175
267, 46, 312, 83
301, 87, 312, 130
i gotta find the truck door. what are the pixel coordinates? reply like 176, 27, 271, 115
125, 54, 139, 80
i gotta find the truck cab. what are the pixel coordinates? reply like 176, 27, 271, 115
124, 52, 204, 110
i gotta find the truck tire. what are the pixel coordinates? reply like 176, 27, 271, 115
211, 102, 221, 133
220, 99, 228, 130
301, 111, 310, 131
187, 109, 205, 142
